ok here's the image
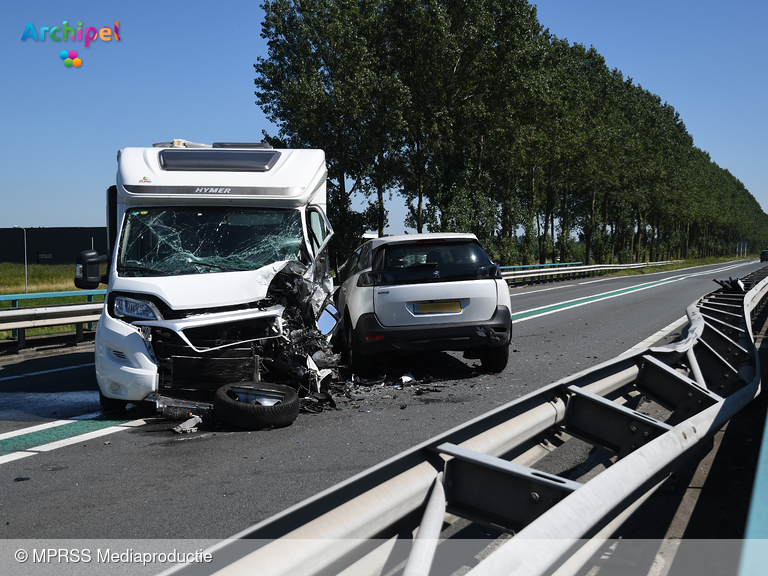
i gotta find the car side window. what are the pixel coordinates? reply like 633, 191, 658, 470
355, 242, 372, 274
343, 248, 361, 282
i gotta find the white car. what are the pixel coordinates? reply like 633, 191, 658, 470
335, 233, 512, 373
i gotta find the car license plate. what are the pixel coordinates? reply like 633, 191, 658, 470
414, 301, 461, 314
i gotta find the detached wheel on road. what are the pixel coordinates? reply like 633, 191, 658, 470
481, 343, 510, 373
213, 382, 300, 430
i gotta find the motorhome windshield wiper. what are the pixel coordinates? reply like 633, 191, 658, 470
118, 264, 166, 276
187, 259, 246, 272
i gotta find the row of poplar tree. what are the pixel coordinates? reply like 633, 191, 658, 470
254, 0, 768, 264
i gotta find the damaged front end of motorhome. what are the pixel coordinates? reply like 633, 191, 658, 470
75, 140, 339, 426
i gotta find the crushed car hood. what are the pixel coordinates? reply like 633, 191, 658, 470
110, 261, 291, 311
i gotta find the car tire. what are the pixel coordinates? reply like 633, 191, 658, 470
481, 343, 510, 373
213, 382, 300, 430
99, 390, 127, 411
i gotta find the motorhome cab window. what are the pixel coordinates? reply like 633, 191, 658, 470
117, 207, 304, 277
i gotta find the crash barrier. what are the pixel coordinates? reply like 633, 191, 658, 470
740, 359, 768, 574
502, 260, 682, 285
500, 261, 583, 270
0, 290, 105, 349
160, 267, 768, 576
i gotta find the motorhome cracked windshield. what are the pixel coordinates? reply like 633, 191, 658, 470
75, 140, 337, 423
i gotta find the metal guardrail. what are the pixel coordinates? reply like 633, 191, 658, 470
0, 290, 105, 349
500, 261, 583, 270
502, 260, 682, 284
160, 267, 768, 576
740, 354, 768, 576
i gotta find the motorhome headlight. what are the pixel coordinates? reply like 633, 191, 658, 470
114, 296, 162, 321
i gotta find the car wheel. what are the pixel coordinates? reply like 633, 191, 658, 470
481, 343, 510, 373
213, 382, 300, 429
99, 390, 127, 411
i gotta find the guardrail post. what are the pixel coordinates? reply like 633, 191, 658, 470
11, 299, 18, 340
87, 294, 95, 331
17, 328, 26, 350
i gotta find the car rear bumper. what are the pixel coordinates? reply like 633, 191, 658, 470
353, 306, 512, 356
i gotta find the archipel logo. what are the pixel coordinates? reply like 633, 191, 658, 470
60, 50, 81, 67
21, 21, 120, 68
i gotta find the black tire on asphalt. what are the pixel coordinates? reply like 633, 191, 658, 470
345, 318, 371, 376
213, 382, 300, 430
481, 342, 510, 373
99, 390, 127, 411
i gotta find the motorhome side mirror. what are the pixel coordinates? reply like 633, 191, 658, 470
75, 249, 108, 289
316, 302, 340, 336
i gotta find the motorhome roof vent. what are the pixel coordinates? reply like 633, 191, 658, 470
158, 148, 281, 172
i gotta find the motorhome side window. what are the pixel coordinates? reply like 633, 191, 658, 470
117, 207, 304, 277
306, 207, 329, 257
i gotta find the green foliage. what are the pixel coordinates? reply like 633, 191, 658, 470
254, 1, 768, 262
0, 263, 77, 295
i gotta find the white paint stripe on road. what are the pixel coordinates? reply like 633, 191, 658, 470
0, 451, 37, 465
0, 363, 95, 382
509, 284, 575, 297
624, 316, 689, 354
0, 420, 73, 442
577, 260, 755, 286
579, 277, 617, 285
30, 426, 130, 452
515, 260, 759, 324
0, 416, 157, 466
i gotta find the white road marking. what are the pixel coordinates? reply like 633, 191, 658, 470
509, 284, 575, 296
514, 261, 758, 324
31, 426, 130, 452
0, 420, 73, 441
0, 452, 36, 465
623, 316, 689, 354
0, 363, 95, 382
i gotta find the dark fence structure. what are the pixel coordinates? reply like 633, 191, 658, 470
0, 227, 107, 266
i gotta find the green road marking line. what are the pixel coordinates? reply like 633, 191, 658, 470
512, 278, 673, 322
0, 418, 130, 455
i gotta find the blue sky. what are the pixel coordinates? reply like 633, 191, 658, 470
2, 1, 766, 236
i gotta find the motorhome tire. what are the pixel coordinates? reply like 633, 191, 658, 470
99, 390, 127, 411
214, 382, 300, 429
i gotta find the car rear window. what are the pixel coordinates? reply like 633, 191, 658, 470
379, 241, 491, 270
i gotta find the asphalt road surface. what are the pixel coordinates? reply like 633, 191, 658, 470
1, 259, 765, 543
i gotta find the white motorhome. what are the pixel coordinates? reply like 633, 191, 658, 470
75, 140, 336, 421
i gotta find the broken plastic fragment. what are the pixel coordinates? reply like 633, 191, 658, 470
171, 415, 202, 434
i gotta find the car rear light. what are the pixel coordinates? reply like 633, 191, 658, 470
477, 264, 501, 279
364, 335, 385, 342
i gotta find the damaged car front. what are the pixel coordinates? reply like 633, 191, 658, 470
94, 204, 337, 419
